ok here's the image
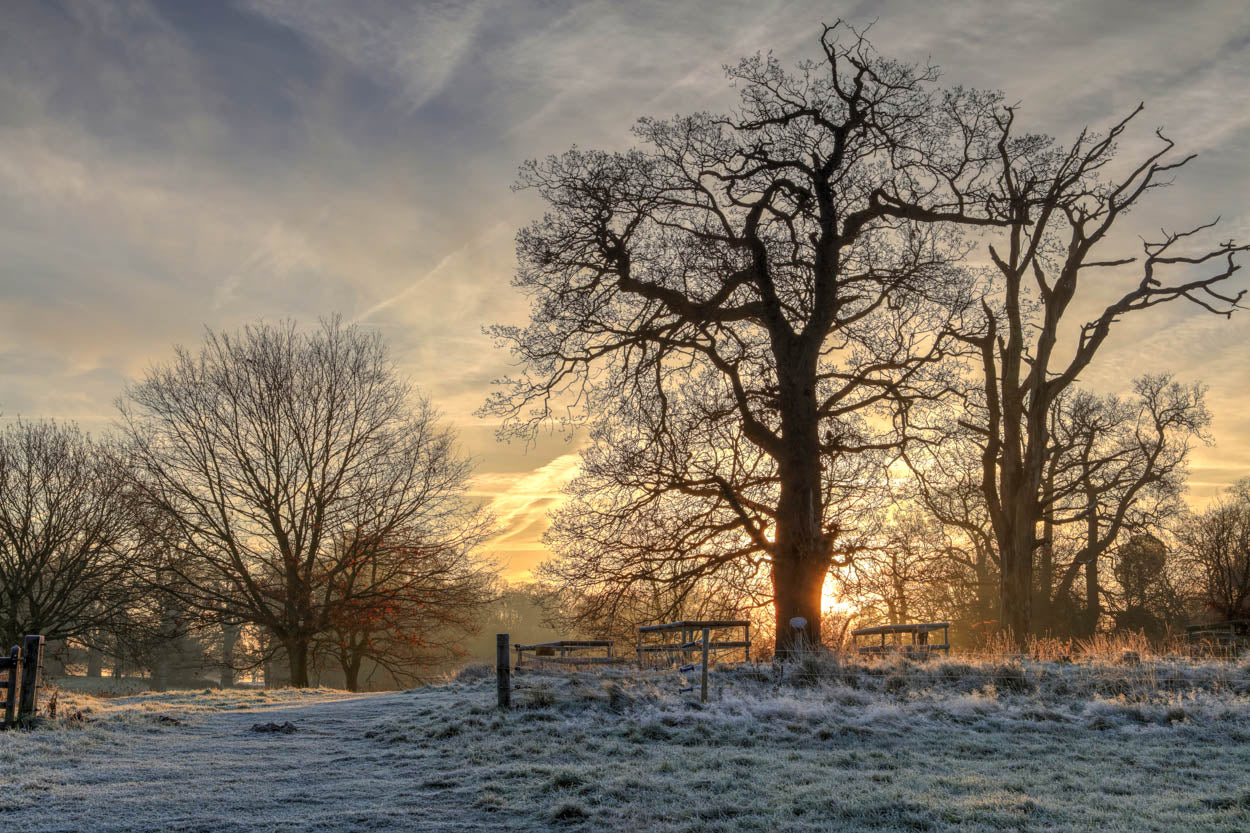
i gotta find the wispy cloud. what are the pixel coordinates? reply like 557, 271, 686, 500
241, 0, 489, 114
469, 452, 582, 577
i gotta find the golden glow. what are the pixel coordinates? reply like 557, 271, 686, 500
821, 574, 855, 615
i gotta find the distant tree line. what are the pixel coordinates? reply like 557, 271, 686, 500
0, 318, 497, 689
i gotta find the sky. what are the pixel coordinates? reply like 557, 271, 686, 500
2, 0, 1248, 580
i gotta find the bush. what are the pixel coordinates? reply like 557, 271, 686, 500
992, 663, 1035, 694
455, 663, 494, 683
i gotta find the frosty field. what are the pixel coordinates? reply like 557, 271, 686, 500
3, 657, 1249, 832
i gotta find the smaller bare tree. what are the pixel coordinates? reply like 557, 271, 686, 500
1176, 480, 1250, 622
842, 510, 961, 627
319, 524, 496, 691
0, 419, 136, 647
1037, 376, 1209, 634
121, 318, 493, 687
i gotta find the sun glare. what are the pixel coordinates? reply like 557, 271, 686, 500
821, 574, 854, 616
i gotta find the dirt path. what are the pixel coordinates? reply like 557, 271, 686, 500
8, 691, 499, 833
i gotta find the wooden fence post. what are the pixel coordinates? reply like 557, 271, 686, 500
2, 645, 20, 728
700, 627, 710, 703
496, 633, 511, 709
18, 635, 44, 720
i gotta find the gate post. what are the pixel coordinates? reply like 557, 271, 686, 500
496, 633, 511, 709
18, 635, 44, 720
700, 627, 710, 703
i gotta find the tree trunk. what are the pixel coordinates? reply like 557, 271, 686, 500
152, 653, 169, 692
286, 638, 310, 688
1037, 469, 1055, 630
86, 646, 103, 678
1084, 556, 1100, 637
770, 362, 831, 658
221, 623, 240, 688
772, 556, 828, 657
1082, 491, 1100, 637
999, 518, 1034, 647
341, 651, 363, 692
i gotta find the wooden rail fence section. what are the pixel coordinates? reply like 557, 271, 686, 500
1, 635, 45, 728
513, 640, 622, 668
851, 622, 950, 658
1186, 620, 1250, 658
635, 620, 751, 667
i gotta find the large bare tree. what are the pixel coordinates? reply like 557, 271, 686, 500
0, 419, 135, 647
120, 318, 492, 686
485, 24, 1011, 654
954, 107, 1247, 642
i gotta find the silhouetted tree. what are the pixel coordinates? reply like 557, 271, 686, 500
954, 107, 1246, 643
485, 23, 1011, 654
0, 419, 136, 646
1176, 480, 1250, 622
842, 509, 962, 627
120, 318, 491, 686
1037, 376, 1208, 634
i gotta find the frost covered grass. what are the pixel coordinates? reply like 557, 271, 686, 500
3, 656, 1249, 831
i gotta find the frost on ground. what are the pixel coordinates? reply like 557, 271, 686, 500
3, 656, 1250, 832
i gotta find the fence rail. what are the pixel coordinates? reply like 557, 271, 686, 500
636, 620, 751, 667
513, 639, 623, 668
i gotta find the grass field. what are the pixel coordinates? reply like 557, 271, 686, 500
3, 654, 1249, 832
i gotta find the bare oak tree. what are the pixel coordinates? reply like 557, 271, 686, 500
120, 318, 493, 686
955, 107, 1247, 642
485, 24, 1009, 653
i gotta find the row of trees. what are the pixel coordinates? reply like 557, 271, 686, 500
485, 22, 1249, 651
0, 319, 496, 688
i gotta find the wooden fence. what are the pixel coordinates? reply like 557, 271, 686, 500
1186, 620, 1250, 658
635, 620, 751, 667
851, 622, 951, 658
513, 640, 623, 668
1, 635, 45, 729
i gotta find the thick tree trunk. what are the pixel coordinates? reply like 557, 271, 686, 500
770, 466, 830, 655
86, 645, 103, 678
770, 359, 831, 658
999, 517, 1034, 647
772, 555, 828, 657
286, 638, 311, 688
